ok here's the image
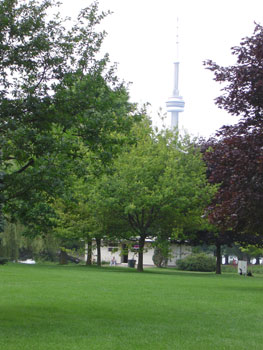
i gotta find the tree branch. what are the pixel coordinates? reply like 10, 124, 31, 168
14, 159, 34, 174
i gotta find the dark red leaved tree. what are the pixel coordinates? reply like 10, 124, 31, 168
199, 24, 263, 273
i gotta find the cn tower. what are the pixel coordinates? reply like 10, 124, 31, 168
166, 22, 185, 129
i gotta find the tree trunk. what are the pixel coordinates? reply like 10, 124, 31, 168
59, 250, 68, 265
96, 237, 101, 267
224, 255, 229, 265
255, 256, 260, 265
215, 243, 221, 274
137, 236, 145, 272
86, 238, 92, 266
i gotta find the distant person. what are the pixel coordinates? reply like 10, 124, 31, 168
110, 256, 116, 266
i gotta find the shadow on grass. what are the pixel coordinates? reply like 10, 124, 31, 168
9, 262, 253, 280
29, 263, 221, 279
0, 299, 203, 342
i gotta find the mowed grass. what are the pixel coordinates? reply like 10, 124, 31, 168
0, 264, 263, 350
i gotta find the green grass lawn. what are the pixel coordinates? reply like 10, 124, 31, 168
0, 264, 263, 350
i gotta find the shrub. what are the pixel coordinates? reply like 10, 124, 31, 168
101, 260, 110, 265
176, 253, 216, 272
0, 257, 8, 265
152, 247, 168, 268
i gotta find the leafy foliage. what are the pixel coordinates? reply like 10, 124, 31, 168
0, 220, 61, 261
0, 0, 139, 223
203, 23, 263, 242
204, 23, 263, 122
203, 124, 263, 241
152, 246, 168, 268
93, 118, 216, 271
0, 257, 8, 265
176, 253, 216, 272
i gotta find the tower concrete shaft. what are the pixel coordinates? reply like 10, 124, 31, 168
166, 60, 185, 129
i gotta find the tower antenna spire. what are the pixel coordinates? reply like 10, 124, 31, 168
176, 17, 179, 62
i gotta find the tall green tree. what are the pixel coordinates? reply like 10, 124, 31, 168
0, 220, 60, 261
53, 169, 117, 266
0, 0, 138, 222
54, 183, 98, 265
94, 119, 216, 271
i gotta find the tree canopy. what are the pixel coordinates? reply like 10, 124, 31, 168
201, 23, 263, 269
93, 119, 216, 271
204, 23, 263, 124
0, 0, 139, 222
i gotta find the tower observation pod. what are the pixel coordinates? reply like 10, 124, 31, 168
166, 61, 185, 130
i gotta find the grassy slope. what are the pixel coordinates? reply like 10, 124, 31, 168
0, 264, 263, 350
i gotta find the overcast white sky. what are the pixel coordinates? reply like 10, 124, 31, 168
61, 0, 263, 138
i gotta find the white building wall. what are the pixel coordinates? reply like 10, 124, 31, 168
96, 241, 192, 267
100, 245, 122, 264
142, 242, 192, 266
